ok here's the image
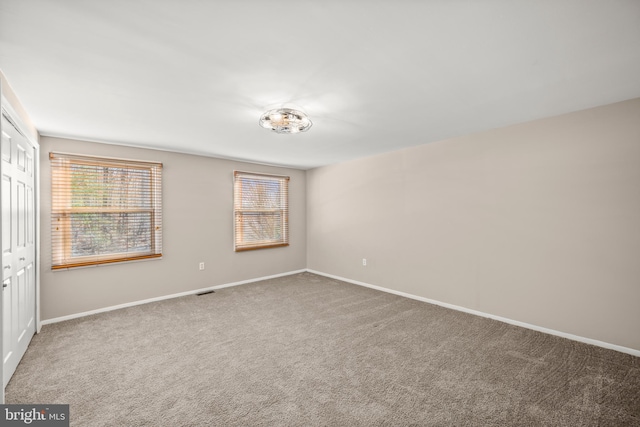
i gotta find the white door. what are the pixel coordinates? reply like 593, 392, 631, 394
2, 111, 36, 388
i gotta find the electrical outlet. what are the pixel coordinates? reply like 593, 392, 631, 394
362, 258, 367, 266
199, 262, 205, 270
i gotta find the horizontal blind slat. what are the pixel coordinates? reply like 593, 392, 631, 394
51, 152, 162, 269
233, 171, 289, 251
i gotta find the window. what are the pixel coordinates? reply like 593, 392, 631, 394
234, 171, 289, 251
50, 152, 162, 269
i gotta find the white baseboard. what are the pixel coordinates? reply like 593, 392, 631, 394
306, 269, 640, 357
41, 269, 307, 326
40, 267, 640, 357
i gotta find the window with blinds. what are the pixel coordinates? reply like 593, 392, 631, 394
234, 171, 289, 251
50, 152, 162, 269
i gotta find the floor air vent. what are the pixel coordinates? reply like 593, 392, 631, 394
196, 290, 215, 296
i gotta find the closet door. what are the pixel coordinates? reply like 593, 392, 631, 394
2, 111, 36, 388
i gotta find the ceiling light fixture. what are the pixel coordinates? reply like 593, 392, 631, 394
259, 108, 312, 134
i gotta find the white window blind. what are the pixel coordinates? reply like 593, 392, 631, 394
50, 152, 162, 269
234, 171, 289, 251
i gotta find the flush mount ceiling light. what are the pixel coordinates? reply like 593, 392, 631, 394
259, 108, 312, 134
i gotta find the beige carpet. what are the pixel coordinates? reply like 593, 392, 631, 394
6, 272, 640, 426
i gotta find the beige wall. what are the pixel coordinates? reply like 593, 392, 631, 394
39, 137, 306, 320
12, 74, 640, 351
0, 69, 39, 142
307, 98, 640, 351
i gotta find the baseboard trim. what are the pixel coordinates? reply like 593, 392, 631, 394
306, 269, 640, 357
41, 269, 307, 326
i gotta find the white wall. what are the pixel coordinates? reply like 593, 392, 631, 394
39, 136, 306, 320
307, 98, 640, 351
0, 69, 38, 143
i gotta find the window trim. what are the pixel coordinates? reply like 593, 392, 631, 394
50, 152, 163, 270
233, 170, 290, 252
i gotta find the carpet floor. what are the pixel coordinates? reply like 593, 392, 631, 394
6, 272, 640, 426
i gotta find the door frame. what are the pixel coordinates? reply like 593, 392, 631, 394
0, 89, 41, 403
